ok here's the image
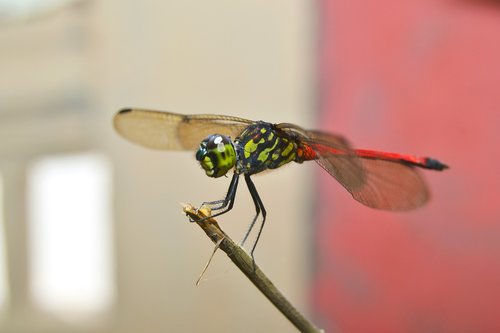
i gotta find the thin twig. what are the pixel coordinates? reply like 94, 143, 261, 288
183, 204, 323, 333
196, 237, 224, 286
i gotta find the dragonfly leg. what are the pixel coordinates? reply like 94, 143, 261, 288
241, 173, 267, 259
195, 172, 239, 222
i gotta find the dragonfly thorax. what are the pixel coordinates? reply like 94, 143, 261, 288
196, 134, 237, 178
234, 122, 301, 175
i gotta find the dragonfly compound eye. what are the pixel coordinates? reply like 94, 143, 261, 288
195, 134, 236, 178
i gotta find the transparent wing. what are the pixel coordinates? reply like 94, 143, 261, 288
307, 130, 429, 211
277, 124, 429, 211
346, 158, 429, 210
277, 124, 367, 190
300, 129, 367, 192
113, 108, 253, 150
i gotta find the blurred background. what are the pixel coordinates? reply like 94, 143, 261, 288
0, 0, 499, 332
0, 1, 313, 332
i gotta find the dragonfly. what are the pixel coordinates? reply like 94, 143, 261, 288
113, 108, 448, 255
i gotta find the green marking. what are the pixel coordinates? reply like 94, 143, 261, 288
281, 142, 294, 157
278, 151, 296, 166
244, 138, 265, 158
257, 138, 279, 162
213, 143, 236, 177
203, 157, 213, 170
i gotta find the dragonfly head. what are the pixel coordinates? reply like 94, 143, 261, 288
196, 134, 236, 178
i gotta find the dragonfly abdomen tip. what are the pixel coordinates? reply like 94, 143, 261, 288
425, 158, 449, 171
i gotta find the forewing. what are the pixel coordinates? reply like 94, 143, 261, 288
113, 108, 253, 150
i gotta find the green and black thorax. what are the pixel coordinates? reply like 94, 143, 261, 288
235, 121, 303, 175
196, 121, 305, 178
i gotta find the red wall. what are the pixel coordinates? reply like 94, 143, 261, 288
314, 1, 500, 332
